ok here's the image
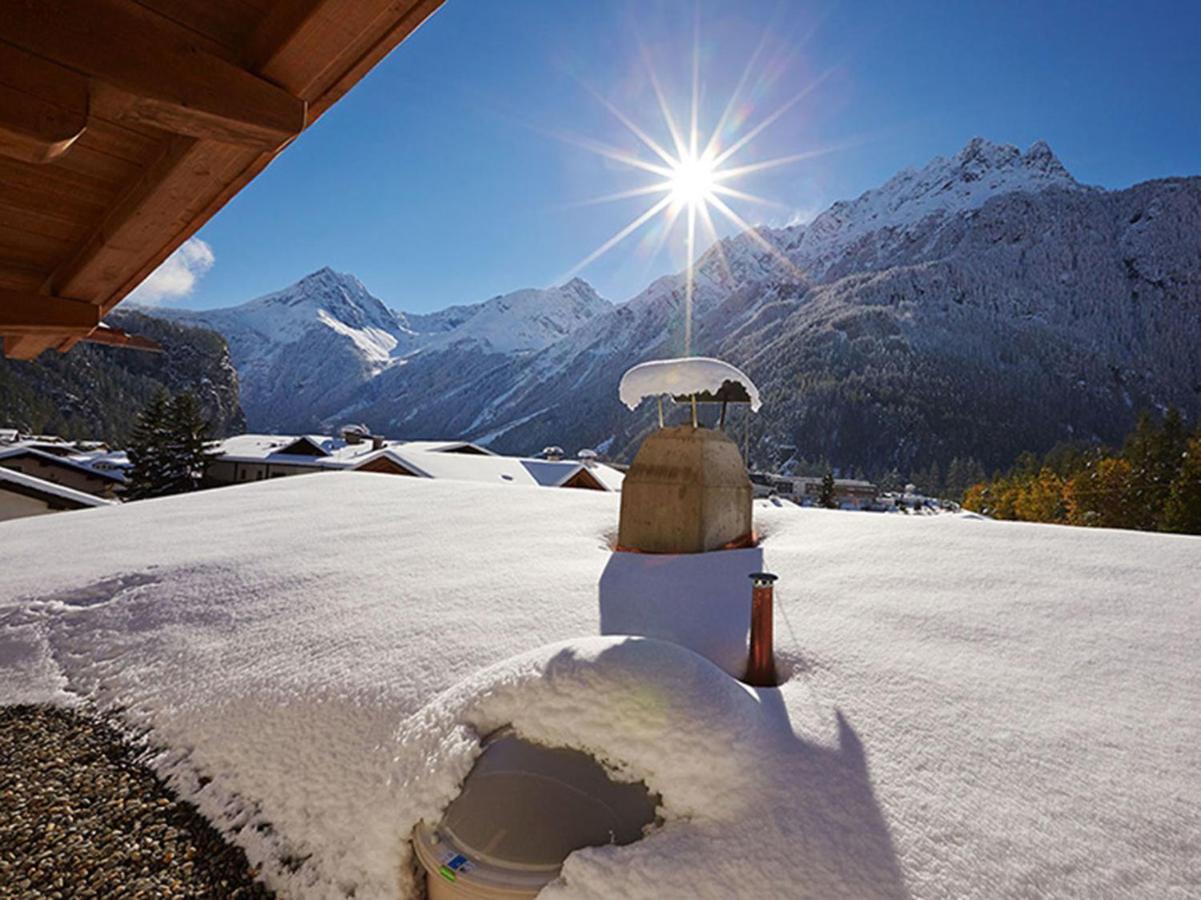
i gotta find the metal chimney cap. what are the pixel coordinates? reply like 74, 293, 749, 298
749, 572, 778, 585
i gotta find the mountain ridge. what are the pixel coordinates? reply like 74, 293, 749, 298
148, 137, 1201, 474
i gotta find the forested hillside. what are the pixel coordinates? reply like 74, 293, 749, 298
0, 310, 245, 445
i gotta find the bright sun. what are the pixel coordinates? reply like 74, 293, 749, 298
668, 152, 717, 209
560, 23, 832, 353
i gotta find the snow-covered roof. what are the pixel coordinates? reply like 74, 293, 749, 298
0, 467, 116, 509
584, 462, 625, 492
213, 434, 498, 467
620, 357, 762, 412
0, 446, 126, 482
357, 448, 618, 490
0, 475, 1197, 898
212, 433, 391, 466
393, 440, 496, 456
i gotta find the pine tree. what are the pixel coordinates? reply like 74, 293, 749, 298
911, 461, 942, 498
818, 469, 838, 509
1161, 433, 1201, 534
124, 391, 215, 500
1123, 408, 1187, 529
876, 468, 903, 493
163, 392, 216, 495
124, 391, 172, 500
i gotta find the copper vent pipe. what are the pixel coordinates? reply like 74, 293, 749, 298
745, 572, 778, 687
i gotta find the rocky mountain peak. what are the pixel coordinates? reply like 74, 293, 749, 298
951, 137, 1074, 185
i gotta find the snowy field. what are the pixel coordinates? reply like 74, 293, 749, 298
1, 473, 1198, 898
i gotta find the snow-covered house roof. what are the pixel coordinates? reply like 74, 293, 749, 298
1, 475, 1196, 898
353, 448, 622, 491
0, 446, 127, 484
395, 440, 496, 456
212, 434, 498, 468
0, 467, 116, 512
583, 461, 625, 492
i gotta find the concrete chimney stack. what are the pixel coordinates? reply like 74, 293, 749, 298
615, 358, 760, 554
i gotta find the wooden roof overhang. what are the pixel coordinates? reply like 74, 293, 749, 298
0, 0, 443, 360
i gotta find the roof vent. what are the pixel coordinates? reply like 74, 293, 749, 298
540, 445, 564, 462
577, 448, 598, 468
341, 423, 370, 445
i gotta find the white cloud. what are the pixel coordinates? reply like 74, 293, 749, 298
127, 237, 215, 306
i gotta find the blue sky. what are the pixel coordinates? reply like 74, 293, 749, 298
167, 0, 1200, 313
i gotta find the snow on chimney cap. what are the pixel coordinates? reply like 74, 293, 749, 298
619, 357, 761, 412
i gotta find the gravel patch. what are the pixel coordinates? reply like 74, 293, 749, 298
0, 705, 273, 899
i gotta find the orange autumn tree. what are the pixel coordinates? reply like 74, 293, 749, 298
961, 408, 1199, 534
1014, 469, 1067, 523
1065, 457, 1134, 528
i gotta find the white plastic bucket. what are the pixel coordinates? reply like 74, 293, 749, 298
411, 731, 657, 899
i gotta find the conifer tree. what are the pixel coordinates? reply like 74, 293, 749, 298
124, 391, 172, 500
819, 469, 838, 509
1161, 433, 1201, 534
876, 468, 903, 493
1122, 411, 1174, 529
163, 392, 216, 495
124, 391, 214, 500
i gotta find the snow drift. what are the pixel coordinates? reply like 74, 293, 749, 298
1, 474, 1199, 898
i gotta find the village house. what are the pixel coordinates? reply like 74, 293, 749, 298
205, 430, 623, 493
0, 466, 115, 522
755, 473, 879, 509
0, 445, 125, 499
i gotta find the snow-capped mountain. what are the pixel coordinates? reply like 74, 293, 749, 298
773, 137, 1082, 280
349, 138, 1201, 473
153, 138, 1201, 474
158, 268, 610, 432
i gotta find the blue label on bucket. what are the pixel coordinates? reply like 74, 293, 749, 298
448, 854, 468, 871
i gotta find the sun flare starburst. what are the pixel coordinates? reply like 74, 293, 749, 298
558, 27, 835, 354
668, 150, 718, 210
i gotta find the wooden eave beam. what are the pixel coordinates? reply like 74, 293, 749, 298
0, 288, 100, 359
0, 288, 100, 336
0, 41, 88, 163
0, 1, 306, 148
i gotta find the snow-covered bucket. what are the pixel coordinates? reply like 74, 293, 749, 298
412, 730, 657, 898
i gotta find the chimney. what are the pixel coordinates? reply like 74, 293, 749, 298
745, 573, 778, 687
615, 358, 759, 554
371, 434, 385, 451
542, 445, 564, 462
341, 423, 368, 445
577, 448, 598, 468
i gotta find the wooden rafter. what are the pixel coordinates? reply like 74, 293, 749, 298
0, 0, 445, 359
0, 41, 89, 164
0, 0, 307, 148
0, 288, 100, 335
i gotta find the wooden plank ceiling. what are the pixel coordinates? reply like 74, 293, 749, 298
0, 0, 443, 359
